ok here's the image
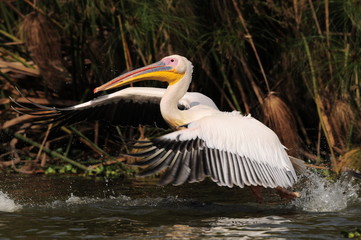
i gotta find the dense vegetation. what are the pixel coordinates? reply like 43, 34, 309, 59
0, 0, 360, 176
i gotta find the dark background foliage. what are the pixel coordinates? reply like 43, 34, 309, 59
0, 0, 360, 175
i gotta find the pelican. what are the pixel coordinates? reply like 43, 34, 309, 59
12, 55, 305, 200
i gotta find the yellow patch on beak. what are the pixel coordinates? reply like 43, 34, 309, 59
117, 71, 184, 85
159, 71, 185, 85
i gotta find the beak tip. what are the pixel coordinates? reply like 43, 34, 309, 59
93, 88, 99, 94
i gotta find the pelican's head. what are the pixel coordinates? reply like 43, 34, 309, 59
94, 55, 192, 93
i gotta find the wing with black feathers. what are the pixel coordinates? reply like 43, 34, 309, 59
11, 87, 168, 128
10, 87, 218, 129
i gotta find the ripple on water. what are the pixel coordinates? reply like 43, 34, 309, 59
38, 193, 195, 211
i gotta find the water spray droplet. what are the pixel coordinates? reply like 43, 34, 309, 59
293, 171, 360, 212
0, 191, 22, 212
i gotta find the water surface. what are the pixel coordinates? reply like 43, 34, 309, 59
0, 172, 359, 239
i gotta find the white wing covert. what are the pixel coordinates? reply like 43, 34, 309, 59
131, 111, 297, 189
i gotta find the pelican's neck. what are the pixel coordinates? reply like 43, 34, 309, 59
160, 63, 193, 128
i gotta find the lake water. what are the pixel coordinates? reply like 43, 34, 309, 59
0, 171, 359, 239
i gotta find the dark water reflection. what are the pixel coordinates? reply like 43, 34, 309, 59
0, 174, 359, 239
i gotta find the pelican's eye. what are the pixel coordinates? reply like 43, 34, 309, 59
163, 58, 178, 66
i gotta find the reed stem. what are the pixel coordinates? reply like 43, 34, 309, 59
68, 126, 115, 160
14, 133, 91, 172
302, 35, 338, 172
232, 0, 270, 93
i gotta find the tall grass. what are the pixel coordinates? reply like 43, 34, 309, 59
0, 0, 360, 174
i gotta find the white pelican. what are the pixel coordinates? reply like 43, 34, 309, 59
12, 55, 305, 200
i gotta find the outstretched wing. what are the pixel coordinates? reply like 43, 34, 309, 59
130, 112, 300, 189
11, 87, 218, 128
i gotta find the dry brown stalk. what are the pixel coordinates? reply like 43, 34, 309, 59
304, 163, 330, 170
14, 132, 91, 172
40, 142, 49, 167
88, 157, 126, 169
317, 94, 338, 171
0, 152, 21, 168
317, 122, 322, 161
9, 131, 22, 168
293, 0, 299, 29
309, 0, 333, 78
316, 95, 336, 148
79, 138, 105, 157
294, 111, 311, 145
0, 159, 21, 168
35, 123, 53, 163
262, 94, 299, 156
46, 134, 71, 144
355, 69, 360, 110
238, 54, 264, 105
0, 60, 40, 77
4, 1, 25, 18
0, 97, 77, 106
22, 0, 63, 30
330, 99, 356, 149
300, 149, 320, 162
338, 148, 361, 171
200, 60, 236, 110
302, 35, 338, 171
324, 0, 333, 77
19, 12, 71, 92
138, 125, 146, 140
233, 70, 250, 114
94, 121, 99, 146
308, 0, 322, 35
0, 152, 12, 160
293, 0, 307, 30
232, 0, 270, 93
325, 0, 330, 48
1, 115, 34, 129
117, 15, 133, 71
68, 127, 114, 160
12, 165, 36, 174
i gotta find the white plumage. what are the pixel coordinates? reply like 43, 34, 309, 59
139, 111, 296, 188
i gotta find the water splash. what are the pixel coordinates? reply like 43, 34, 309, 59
293, 170, 360, 212
0, 191, 22, 212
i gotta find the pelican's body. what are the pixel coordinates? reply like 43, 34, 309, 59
13, 55, 304, 199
